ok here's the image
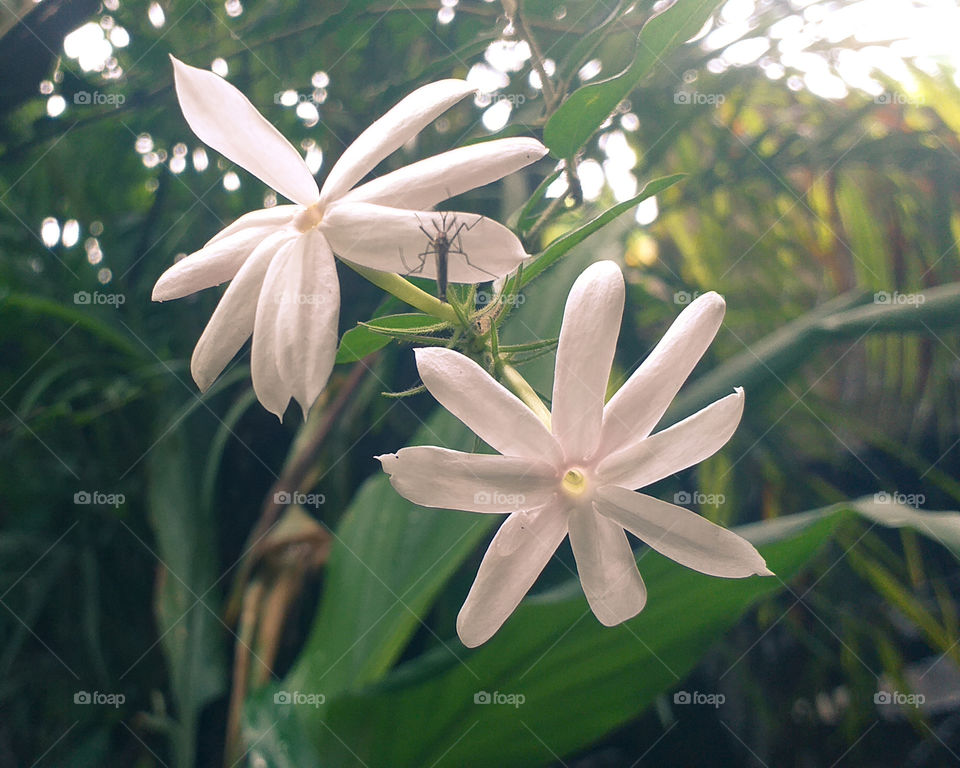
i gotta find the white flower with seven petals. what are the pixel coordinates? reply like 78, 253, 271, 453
378, 261, 772, 647
153, 57, 546, 418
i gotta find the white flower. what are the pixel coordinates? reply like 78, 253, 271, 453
153, 57, 546, 418
378, 261, 772, 647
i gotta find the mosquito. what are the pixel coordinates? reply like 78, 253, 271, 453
398, 212, 495, 301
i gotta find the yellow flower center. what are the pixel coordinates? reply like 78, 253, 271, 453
293, 203, 324, 232
561, 468, 588, 498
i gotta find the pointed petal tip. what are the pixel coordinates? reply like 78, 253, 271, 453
758, 565, 775, 577
456, 615, 490, 649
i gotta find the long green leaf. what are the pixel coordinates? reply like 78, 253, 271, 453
543, 0, 723, 157
521, 174, 685, 287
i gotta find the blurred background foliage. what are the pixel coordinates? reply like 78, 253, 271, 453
3, 0, 960, 765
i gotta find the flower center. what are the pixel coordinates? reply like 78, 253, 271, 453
561, 467, 588, 498
293, 202, 324, 232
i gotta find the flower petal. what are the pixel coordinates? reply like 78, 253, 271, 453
189, 230, 294, 391
600, 291, 725, 456
250, 238, 301, 419
318, 79, 476, 205
171, 56, 319, 207
377, 446, 558, 513
551, 260, 624, 461
569, 509, 647, 625
341, 137, 547, 210
457, 505, 569, 647
270, 230, 339, 417
153, 222, 286, 302
204, 205, 299, 247
596, 485, 772, 578
414, 347, 562, 464
597, 389, 744, 490
323, 203, 526, 282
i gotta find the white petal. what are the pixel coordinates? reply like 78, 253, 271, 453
597, 389, 744, 490
250, 238, 300, 419
189, 230, 294, 391
271, 230, 339, 416
569, 509, 647, 625
600, 291, 725, 456
377, 447, 558, 513
551, 261, 624, 461
596, 486, 772, 578
204, 205, 299, 247
457, 505, 569, 647
318, 79, 476, 205
322, 203, 526, 282
171, 57, 319, 207
341, 137, 548, 210
153, 223, 283, 302
414, 348, 562, 463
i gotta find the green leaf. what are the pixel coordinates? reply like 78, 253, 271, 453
544, 0, 723, 158
146, 422, 226, 768
282, 408, 495, 699
303, 499, 960, 767
669, 283, 960, 423
521, 174, 685, 286
335, 313, 447, 364
311, 508, 850, 767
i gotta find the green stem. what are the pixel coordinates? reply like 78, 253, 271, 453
344, 262, 459, 325
502, 364, 551, 427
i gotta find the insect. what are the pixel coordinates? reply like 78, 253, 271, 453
399, 212, 494, 301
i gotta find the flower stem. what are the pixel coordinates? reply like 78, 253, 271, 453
502, 363, 552, 427
344, 262, 460, 325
